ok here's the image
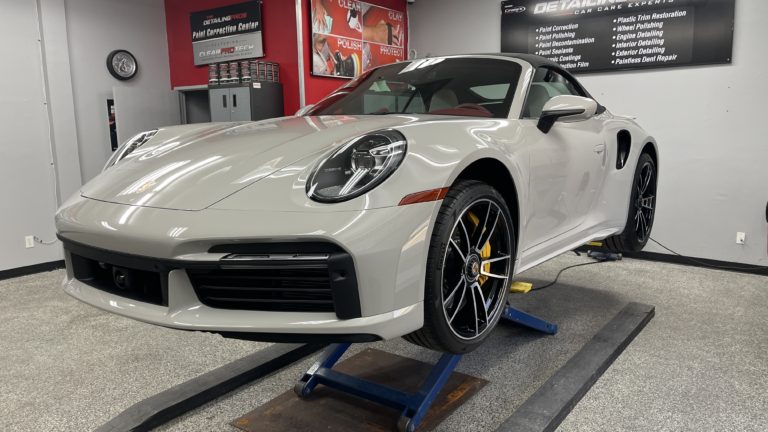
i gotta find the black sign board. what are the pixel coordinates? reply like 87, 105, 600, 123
190, 1, 264, 65
501, 0, 735, 73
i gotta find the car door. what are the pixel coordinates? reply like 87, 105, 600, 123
522, 67, 606, 249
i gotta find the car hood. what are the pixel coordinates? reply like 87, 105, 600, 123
81, 115, 423, 211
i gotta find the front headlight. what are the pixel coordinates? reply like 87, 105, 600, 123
103, 129, 158, 171
307, 130, 407, 203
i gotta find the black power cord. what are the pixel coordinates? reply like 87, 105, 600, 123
531, 260, 608, 291
533, 237, 768, 292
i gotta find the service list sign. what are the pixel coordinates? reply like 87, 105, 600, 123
501, 0, 735, 73
191, 1, 264, 66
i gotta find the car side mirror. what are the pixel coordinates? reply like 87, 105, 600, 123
295, 104, 315, 117
537, 95, 598, 133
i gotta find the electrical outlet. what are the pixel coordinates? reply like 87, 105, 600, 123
25, 236, 35, 248
736, 232, 746, 245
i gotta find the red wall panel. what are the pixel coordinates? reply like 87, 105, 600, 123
165, 0, 407, 115
165, 0, 300, 115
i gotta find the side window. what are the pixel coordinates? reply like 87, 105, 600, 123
469, 83, 511, 100
523, 67, 585, 118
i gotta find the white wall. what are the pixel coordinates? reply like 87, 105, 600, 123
39, 0, 82, 204
0, 0, 173, 271
65, 0, 172, 181
409, 0, 768, 266
0, 0, 63, 271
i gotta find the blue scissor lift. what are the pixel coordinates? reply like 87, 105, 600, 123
293, 302, 558, 432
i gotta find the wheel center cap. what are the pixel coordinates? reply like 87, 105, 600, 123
466, 254, 481, 280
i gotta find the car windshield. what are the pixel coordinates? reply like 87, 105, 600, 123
307, 57, 523, 118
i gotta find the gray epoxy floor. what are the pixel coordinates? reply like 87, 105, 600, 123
1, 254, 766, 432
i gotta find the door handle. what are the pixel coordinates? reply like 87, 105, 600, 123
593, 144, 606, 154
233, 93, 237, 108
222, 94, 227, 108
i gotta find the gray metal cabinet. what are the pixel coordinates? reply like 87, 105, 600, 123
209, 88, 229, 122
229, 87, 252, 121
209, 83, 284, 122
210, 87, 251, 122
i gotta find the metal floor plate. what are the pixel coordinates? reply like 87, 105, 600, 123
232, 348, 488, 432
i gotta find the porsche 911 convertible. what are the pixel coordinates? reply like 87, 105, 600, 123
56, 54, 658, 353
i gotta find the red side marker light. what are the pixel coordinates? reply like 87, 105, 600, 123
398, 188, 449, 206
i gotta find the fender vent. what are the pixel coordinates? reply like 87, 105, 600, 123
616, 130, 631, 169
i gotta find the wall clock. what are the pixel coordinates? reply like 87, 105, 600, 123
106, 50, 138, 81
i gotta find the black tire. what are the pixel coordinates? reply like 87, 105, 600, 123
605, 152, 657, 253
403, 180, 515, 354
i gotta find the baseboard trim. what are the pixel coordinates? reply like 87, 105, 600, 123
0, 260, 65, 282
626, 250, 768, 277
577, 246, 768, 277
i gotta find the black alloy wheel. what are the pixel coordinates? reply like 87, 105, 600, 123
634, 158, 656, 243
605, 152, 657, 253
404, 180, 514, 353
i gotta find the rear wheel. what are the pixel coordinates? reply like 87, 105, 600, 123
403, 180, 514, 354
605, 152, 657, 253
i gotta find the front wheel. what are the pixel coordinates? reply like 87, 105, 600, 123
605, 152, 657, 253
403, 180, 515, 354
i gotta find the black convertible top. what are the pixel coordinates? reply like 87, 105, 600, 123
410, 52, 566, 72
414, 53, 562, 69
415, 53, 570, 74
487, 53, 564, 69
411, 53, 563, 69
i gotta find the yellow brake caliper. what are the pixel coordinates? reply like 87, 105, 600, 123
467, 211, 492, 285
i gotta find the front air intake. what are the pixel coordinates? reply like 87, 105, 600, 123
189, 243, 361, 319
188, 256, 335, 313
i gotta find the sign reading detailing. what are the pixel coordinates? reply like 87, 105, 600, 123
190, 1, 264, 66
501, 0, 734, 73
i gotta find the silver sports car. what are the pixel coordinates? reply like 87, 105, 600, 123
56, 54, 658, 353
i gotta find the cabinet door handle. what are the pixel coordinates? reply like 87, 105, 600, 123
233, 93, 237, 108
222, 94, 227, 108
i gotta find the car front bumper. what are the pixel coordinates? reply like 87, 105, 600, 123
55, 195, 439, 340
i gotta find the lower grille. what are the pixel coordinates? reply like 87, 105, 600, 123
60, 238, 361, 319
188, 265, 335, 312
